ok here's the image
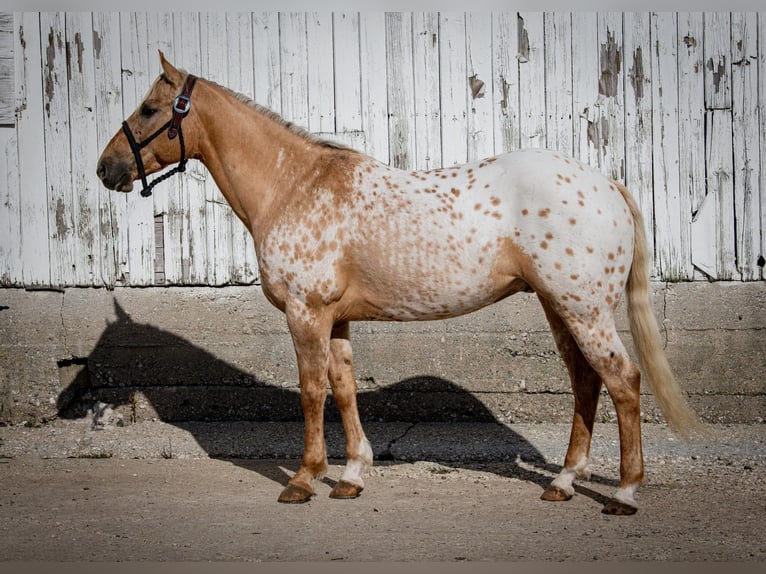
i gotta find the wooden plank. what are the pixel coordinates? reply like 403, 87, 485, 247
226, 12, 258, 285
92, 12, 122, 288
571, 12, 599, 168
412, 12, 441, 170
0, 128, 20, 284
175, 11, 207, 285
694, 110, 736, 280
466, 13, 492, 160
279, 13, 309, 128
385, 12, 415, 170
65, 12, 101, 286
491, 12, 519, 154
253, 12, 281, 114
439, 12, 467, 167
306, 13, 334, 135
730, 12, 760, 281
623, 12, 655, 277
358, 12, 388, 164
119, 12, 155, 286
597, 12, 625, 182
543, 12, 573, 157
0, 13, 13, 124
517, 12, 545, 150
760, 13, 766, 280
677, 13, 706, 220
146, 12, 175, 286
703, 12, 731, 111
14, 13, 50, 287
333, 13, 362, 140
200, 12, 234, 287
651, 12, 691, 281
41, 12, 74, 288
465, 12, 493, 162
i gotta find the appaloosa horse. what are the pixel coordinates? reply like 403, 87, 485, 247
97, 52, 703, 514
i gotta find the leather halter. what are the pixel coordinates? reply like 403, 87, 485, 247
122, 74, 197, 197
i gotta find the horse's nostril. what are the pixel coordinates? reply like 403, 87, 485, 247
96, 161, 107, 181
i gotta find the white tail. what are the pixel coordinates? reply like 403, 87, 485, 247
616, 182, 706, 438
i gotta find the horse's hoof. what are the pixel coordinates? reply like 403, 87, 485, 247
329, 480, 364, 499
278, 482, 314, 504
540, 485, 573, 502
602, 499, 638, 515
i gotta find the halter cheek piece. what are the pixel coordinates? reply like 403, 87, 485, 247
122, 74, 197, 197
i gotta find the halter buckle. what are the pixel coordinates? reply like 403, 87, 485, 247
173, 94, 191, 115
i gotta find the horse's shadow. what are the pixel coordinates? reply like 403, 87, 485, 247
56, 301, 615, 505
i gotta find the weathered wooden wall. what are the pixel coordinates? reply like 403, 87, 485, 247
1, 12, 764, 288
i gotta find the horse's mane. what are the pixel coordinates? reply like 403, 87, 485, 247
210, 79, 356, 152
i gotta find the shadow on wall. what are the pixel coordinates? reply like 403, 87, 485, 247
56, 301, 616, 504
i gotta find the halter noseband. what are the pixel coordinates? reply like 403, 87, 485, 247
122, 74, 198, 197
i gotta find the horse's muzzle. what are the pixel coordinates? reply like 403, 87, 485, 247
96, 156, 134, 192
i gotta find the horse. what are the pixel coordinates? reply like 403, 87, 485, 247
97, 51, 703, 515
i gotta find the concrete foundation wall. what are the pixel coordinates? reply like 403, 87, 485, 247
1, 283, 764, 426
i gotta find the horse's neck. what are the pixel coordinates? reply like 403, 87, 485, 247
194, 80, 325, 237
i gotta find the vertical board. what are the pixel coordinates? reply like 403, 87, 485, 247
571, 12, 599, 168
704, 12, 731, 111
65, 12, 101, 286
41, 12, 75, 288
597, 13, 624, 181
651, 12, 691, 280
226, 12, 258, 285
15, 13, 51, 286
623, 12, 655, 276
543, 12, 573, 157
412, 12, 441, 170
306, 13, 334, 134
119, 13, 154, 285
491, 12, 519, 154
333, 13, 363, 143
279, 13, 309, 127
0, 13, 13, 124
386, 12, 415, 170
358, 12, 388, 163
176, 12, 207, 285
201, 12, 234, 286
92, 12, 122, 287
0, 128, 19, 284
760, 13, 766, 280
253, 12, 281, 114
731, 12, 761, 280
465, 12, 493, 162
147, 12, 177, 286
517, 12, 546, 149
439, 12, 467, 167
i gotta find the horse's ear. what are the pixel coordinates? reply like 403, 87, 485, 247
158, 50, 184, 86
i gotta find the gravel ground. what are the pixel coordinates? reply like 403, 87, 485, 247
0, 419, 764, 562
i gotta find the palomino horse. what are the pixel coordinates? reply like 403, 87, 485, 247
97, 52, 703, 514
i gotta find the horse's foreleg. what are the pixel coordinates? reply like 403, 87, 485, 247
327, 323, 373, 499
278, 304, 332, 504
538, 296, 602, 503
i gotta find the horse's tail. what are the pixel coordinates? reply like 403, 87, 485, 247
615, 181, 706, 438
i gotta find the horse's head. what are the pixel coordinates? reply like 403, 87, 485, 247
96, 51, 198, 195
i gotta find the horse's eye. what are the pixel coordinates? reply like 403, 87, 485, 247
140, 104, 157, 118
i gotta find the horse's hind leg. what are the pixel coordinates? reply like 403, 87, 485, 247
327, 323, 373, 499
538, 296, 603, 503
547, 302, 645, 514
